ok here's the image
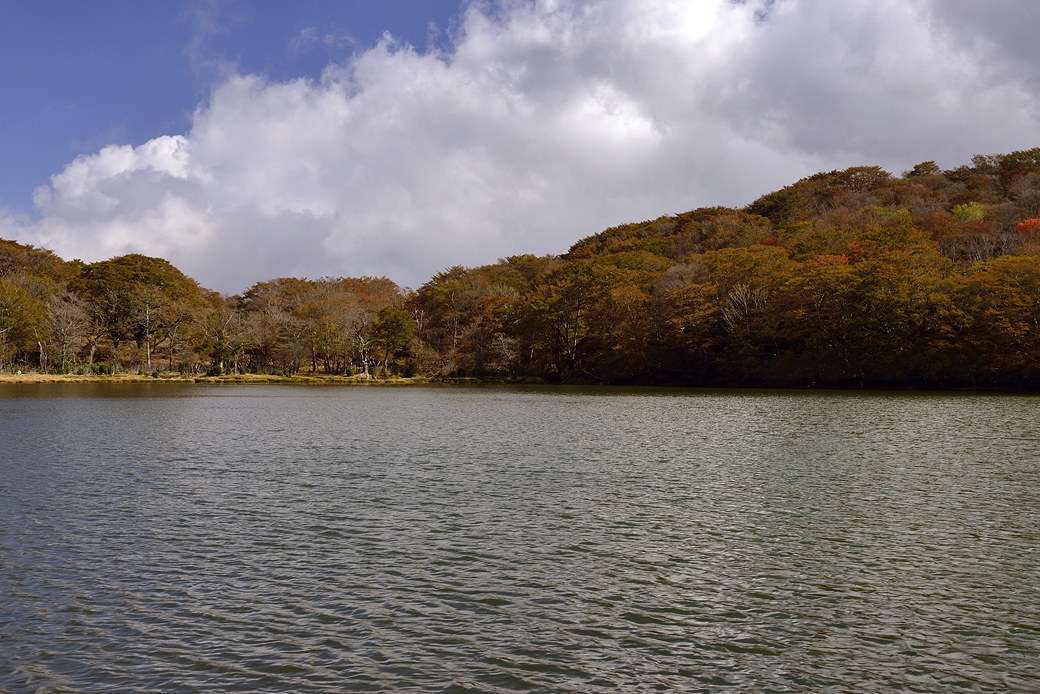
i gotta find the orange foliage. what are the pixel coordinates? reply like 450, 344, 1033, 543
842, 240, 889, 264
1016, 218, 1040, 234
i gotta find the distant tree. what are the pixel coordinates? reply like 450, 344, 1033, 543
46, 293, 90, 370
746, 188, 814, 226
238, 278, 310, 374
528, 260, 609, 375
902, 161, 942, 178
0, 238, 75, 283
416, 266, 471, 356
998, 148, 1040, 175
0, 273, 48, 370
339, 277, 401, 377
132, 285, 168, 369
963, 254, 1040, 385
68, 254, 205, 356
952, 202, 986, 223
1017, 219, 1040, 235
372, 306, 416, 374
192, 292, 248, 374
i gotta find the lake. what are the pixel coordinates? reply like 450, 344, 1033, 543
1, 384, 1038, 692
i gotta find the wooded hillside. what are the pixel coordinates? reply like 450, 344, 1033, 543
4, 149, 1040, 388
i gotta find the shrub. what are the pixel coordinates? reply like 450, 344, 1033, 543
1016, 218, 1040, 234
952, 202, 985, 223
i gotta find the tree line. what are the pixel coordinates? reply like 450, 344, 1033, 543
4, 148, 1040, 388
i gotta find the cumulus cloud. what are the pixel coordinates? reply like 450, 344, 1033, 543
4, 0, 1039, 292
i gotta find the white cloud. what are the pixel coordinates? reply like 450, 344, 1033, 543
290, 26, 357, 51
4, 0, 1039, 292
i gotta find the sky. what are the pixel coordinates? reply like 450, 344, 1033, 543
1, 0, 1039, 293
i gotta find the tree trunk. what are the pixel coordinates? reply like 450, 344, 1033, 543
145, 305, 151, 369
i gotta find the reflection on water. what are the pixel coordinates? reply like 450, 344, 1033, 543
1, 384, 1038, 692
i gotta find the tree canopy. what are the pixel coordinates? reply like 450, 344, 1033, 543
6, 148, 1040, 388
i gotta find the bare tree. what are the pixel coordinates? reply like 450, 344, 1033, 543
47, 294, 90, 370
132, 285, 169, 370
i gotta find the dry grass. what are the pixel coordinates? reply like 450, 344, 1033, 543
0, 372, 428, 385
0, 373, 156, 384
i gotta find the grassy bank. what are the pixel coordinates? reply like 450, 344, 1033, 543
0, 372, 431, 385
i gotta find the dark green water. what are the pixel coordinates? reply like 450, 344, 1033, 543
1, 384, 1038, 692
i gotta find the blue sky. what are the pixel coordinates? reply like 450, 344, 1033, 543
2, 0, 1039, 292
0, 0, 461, 213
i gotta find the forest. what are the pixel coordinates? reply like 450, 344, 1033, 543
4, 149, 1040, 388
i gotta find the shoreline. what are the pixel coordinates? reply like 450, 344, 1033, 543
0, 373, 1037, 393
0, 373, 546, 386
0, 373, 431, 385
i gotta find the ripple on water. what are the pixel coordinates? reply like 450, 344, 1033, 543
1, 385, 1039, 693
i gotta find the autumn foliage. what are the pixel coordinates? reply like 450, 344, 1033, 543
6, 148, 1040, 388
1016, 218, 1040, 234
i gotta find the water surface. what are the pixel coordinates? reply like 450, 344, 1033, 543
1, 384, 1038, 692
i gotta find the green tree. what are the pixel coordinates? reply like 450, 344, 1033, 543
952, 202, 985, 223
528, 260, 609, 375
0, 273, 48, 370
372, 306, 416, 374
962, 254, 1040, 385
68, 254, 205, 366
903, 161, 941, 178
746, 188, 813, 226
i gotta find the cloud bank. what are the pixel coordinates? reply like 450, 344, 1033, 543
5, 0, 1039, 292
